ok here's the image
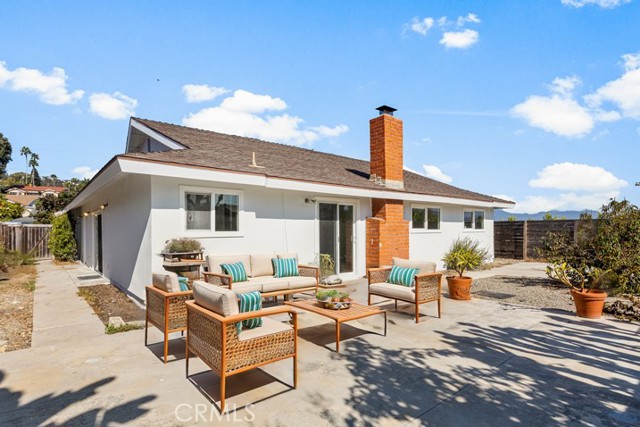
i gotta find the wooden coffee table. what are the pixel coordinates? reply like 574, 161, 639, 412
284, 299, 387, 353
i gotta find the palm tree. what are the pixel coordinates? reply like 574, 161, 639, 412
20, 146, 31, 185
28, 152, 39, 186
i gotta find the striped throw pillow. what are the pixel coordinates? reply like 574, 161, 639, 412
237, 291, 263, 333
388, 265, 418, 287
177, 276, 190, 291
272, 258, 299, 278
220, 262, 248, 282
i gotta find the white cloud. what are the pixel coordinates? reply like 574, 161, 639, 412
549, 76, 581, 97
183, 89, 348, 146
0, 61, 84, 105
219, 89, 286, 113
511, 94, 594, 137
182, 84, 229, 103
529, 162, 628, 192
622, 52, 640, 72
561, 0, 631, 8
439, 29, 479, 49
407, 17, 434, 35
585, 65, 640, 119
89, 92, 138, 120
422, 165, 453, 184
457, 13, 480, 26
72, 166, 98, 179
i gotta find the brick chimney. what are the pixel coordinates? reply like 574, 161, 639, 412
366, 106, 409, 268
369, 105, 404, 190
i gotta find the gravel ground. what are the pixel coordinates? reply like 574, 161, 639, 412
471, 275, 575, 313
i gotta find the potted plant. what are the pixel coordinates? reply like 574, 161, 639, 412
162, 238, 203, 262
318, 253, 341, 285
546, 263, 613, 319
442, 237, 489, 300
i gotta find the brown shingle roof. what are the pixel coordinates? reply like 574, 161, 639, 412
5, 194, 39, 206
122, 118, 511, 205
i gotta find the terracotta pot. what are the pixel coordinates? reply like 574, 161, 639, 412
570, 288, 607, 319
446, 276, 473, 300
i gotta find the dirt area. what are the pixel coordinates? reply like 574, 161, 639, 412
77, 284, 145, 325
0, 264, 37, 352
476, 258, 522, 271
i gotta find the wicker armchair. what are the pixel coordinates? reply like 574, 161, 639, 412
367, 258, 442, 323
186, 281, 298, 412
145, 272, 194, 363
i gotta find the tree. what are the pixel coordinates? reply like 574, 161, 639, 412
507, 216, 517, 222
57, 178, 89, 209
28, 152, 39, 186
34, 193, 59, 224
48, 213, 77, 261
0, 196, 24, 221
0, 132, 12, 177
20, 146, 31, 185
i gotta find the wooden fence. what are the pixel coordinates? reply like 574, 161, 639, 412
494, 220, 579, 260
0, 223, 53, 259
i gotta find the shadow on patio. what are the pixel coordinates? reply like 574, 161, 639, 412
339, 311, 640, 427
0, 371, 156, 427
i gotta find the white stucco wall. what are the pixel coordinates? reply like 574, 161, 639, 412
406, 202, 495, 270
76, 174, 152, 299
150, 176, 370, 289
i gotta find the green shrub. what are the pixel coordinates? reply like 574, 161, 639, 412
49, 213, 77, 261
538, 199, 640, 294
105, 323, 143, 334
163, 237, 203, 253
0, 195, 25, 221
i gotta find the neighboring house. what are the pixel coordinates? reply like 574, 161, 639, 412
7, 186, 66, 197
65, 106, 514, 300
4, 194, 39, 217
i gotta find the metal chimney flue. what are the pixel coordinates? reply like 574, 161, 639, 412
375, 105, 397, 116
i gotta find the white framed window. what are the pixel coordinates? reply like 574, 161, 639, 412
411, 205, 441, 231
464, 210, 485, 230
180, 186, 243, 236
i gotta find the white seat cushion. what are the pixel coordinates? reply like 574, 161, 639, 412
369, 282, 416, 302
250, 253, 275, 277
248, 276, 289, 293
192, 280, 239, 316
238, 317, 292, 341
392, 257, 436, 274
233, 281, 263, 294
287, 276, 317, 290
207, 254, 252, 276
277, 252, 298, 261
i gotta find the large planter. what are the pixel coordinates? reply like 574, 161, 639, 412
571, 289, 607, 319
446, 276, 473, 300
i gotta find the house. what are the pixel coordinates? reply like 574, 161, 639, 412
4, 194, 39, 217
65, 106, 514, 300
7, 185, 66, 197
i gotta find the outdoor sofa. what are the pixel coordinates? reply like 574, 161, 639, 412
203, 253, 318, 298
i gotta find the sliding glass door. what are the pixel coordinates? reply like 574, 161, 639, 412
319, 202, 355, 274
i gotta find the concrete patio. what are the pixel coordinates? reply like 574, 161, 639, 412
0, 260, 638, 426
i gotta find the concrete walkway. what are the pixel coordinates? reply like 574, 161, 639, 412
0, 261, 638, 426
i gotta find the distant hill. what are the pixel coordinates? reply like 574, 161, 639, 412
494, 209, 598, 221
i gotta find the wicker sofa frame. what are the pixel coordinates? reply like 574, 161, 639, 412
186, 300, 298, 412
202, 264, 319, 298
367, 268, 443, 323
145, 286, 194, 363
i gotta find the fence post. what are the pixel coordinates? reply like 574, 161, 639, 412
522, 220, 528, 260
15, 225, 23, 253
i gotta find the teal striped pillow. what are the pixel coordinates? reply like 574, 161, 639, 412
237, 291, 263, 334
388, 265, 418, 287
272, 258, 299, 278
177, 276, 190, 291
220, 262, 248, 282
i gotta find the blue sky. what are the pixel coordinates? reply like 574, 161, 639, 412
1, 0, 639, 213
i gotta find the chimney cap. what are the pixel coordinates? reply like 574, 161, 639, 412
376, 105, 397, 116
